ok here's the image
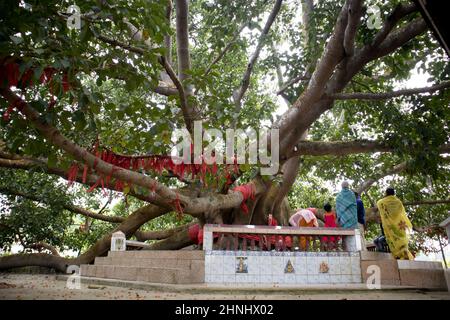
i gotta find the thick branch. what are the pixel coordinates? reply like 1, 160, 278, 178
0, 203, 168, 271
175, 0, 191, 85
366, 199, 450, 224
272, 156, 301, 213
0, 88, 185, 209
25, 242, 60, 256
276, 10, 428, 158
343, 0, 363, 56
0, 254, 70, 272
160, 56, 194, 132
275, 0, 351, 154
1, 90, 267, 216
0, 186, 125, 223
96, 33, 145, 54
404, 199, 450, 206
153, 85, 178, 96
164, 1, 173, 64
332, 81, 450, 100
233, 0, 283, 108
370, 2, 418, 48
369, 18, 428, 61
356, 161, 408, 194
146, 225, 194, 250
134, 221, 196, 241
288, 140, 450, 160
290, 140, 390, 158
0, 155, 158, 203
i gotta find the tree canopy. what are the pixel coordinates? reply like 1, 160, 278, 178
0, 0, 448, 270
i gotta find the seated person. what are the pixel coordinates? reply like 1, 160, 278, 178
265, 214, 292, 250
377, 188, 414, 260
374, 234, 389, 252
289, 208, 318, 250
289, 208, 319, 227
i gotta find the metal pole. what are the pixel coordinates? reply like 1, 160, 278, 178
438, 235, 448, 269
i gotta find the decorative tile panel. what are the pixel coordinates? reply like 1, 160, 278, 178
205, 250, 363, 285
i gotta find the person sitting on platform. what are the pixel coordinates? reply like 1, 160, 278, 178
335, 181, 358, 229
354, 191, 367, 251
376, 187, 414, 260
289, 208, 319, 228
322, 203, 338, 246
260, 214, 292, 250
374, 224, 389, 253
289, 208, 318, 250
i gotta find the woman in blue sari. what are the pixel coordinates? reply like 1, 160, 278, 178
335, 181, 358, 229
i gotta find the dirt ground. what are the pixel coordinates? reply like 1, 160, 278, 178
0, 273, 448, 300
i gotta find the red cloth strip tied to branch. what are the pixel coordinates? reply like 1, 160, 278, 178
188, 223, 201, 244
188, 223, 219, 245
67, 163, 79, 187
233, 183, 256, 214
172, 193, 184, 219
66, 141, 241, 195
1, 61, 72, 120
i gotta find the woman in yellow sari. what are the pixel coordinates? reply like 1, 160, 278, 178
377, 188, 414, 260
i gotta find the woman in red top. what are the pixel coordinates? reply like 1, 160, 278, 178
322, 203, 339, 247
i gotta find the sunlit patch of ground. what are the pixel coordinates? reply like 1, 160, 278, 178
0, 273, 448, 300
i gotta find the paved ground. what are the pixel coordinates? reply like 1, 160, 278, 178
0, 274, 449, 300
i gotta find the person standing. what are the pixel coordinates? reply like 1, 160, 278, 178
335, 181, 358, 229
354, 192, 367, 251
377, 188, 414, 260
322, 203, 338, 246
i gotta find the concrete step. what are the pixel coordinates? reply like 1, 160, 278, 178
80, 264, 204, 284
360, 251, 393, 261
57, 274, 421, 292
107, 250, 204, 260
94, 256, 200, 269
397, 260, 443, 270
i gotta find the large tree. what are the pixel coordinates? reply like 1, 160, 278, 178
0, 0, 449, 271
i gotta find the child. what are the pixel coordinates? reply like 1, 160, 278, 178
322, 203, 338, 246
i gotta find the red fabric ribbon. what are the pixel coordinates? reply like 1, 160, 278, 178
1, 61, 71, 120
66, 140, 247, 196
172, 193, 184, 218
233, 184, 256, 214
67, 163, 79, 186
188, 224, 201, 244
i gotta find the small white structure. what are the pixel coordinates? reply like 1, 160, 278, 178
111, 231, 126, 251
439, 216, 450, 239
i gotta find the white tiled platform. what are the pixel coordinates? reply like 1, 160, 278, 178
205, 251, 362, 285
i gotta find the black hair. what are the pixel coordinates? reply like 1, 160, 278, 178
386, 188, 395, 196
354, 191, 359, 197
324, 203, 332, 212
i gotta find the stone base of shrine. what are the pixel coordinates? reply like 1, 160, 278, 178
205, 251, 362, 285
445, 269, 450, 292
78, 250, 448, 290
80, 250, 205, 284
360, 252, 447, 290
